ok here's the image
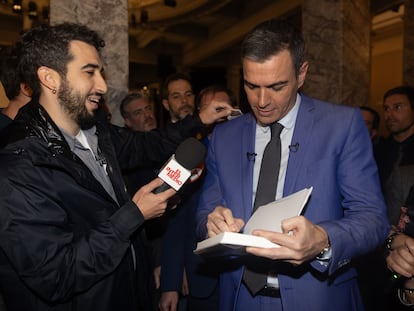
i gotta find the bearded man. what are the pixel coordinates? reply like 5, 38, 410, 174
0, 23, 231, 311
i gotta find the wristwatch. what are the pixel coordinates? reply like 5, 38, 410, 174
316, 241, 331, 261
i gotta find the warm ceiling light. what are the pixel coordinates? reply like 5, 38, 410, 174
12, 0, 22, 14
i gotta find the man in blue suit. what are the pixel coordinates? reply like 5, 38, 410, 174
195, 19, 389, 311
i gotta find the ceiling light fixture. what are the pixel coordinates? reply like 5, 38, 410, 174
12, 0, 22, 14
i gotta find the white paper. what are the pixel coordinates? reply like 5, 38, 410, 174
194, 187, 313, 256
244, 187, 313, 234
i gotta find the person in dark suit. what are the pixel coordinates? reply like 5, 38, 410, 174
375, 86, 414, 189
359, 105, 380, 143
159, 84, 237, 311
195, 19, 389, 311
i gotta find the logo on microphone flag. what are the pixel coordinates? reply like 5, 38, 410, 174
158, 155, 191, 190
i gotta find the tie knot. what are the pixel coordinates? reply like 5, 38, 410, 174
270, 122, 284, 138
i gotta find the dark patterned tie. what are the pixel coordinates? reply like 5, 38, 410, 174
243, 122, 284, 295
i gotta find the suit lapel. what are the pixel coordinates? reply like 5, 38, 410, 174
284, 96, 315, 195
240, 114, 257, 219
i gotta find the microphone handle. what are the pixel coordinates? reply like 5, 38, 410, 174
153, 182, 172, 194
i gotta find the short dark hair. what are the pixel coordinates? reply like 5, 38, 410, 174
161, 72, 192, 100
360, 106, 380, 130
241, 19, 305, 77
196, 84, 237, 108
383, 85, 414, 110
15, 23, 105, 99
120, 91, 151, 118
0, 47, 20, 100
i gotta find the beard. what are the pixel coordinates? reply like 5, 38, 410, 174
58, 79, 97, 130
172, 104, 194, 121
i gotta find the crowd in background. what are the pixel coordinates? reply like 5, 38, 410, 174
0, 18, 413, 311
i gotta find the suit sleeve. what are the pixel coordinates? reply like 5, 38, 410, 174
195, 136, 224, 240
309, 108, 390, 275
160, 205, 187, 292
110, 114, 204, 170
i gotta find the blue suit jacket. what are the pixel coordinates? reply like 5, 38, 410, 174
196, 95, 389, 311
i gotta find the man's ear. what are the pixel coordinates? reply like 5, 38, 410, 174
37, 66, 59, 93
162, 99, 170, 111
124, 117, 132, 128
297, 61, 308, 89
20, 83, 32, 97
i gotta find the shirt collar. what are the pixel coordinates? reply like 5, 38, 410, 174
256, 93, 301, 133
60, 126, 97, 153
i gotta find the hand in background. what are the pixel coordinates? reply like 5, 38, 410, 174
181, 269, 189, 296
153, 265, 161, 289
159, 291, 179, 311
387, 234, 414, 278
198, 100, 232, 125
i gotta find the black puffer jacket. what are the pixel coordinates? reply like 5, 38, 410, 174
0, 101, 203, 311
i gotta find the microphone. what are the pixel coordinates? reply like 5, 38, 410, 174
246, 152, 257, 162
289, 142, 299, 152
153, 137, 206, 194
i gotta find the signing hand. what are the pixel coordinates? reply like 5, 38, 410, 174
245, 216, 329, 265
206, 206, 244, 237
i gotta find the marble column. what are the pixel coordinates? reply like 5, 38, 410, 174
226, 45, 242, 107
50, 0, 128, 126
226, 63, 241, 107
302, 0, 371, 107
403, 0, 414, 86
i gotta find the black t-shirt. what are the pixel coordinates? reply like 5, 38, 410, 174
0, 112, 12, 131
375, 134, 414, 188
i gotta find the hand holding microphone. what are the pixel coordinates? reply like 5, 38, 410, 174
132, 178, 176, 220
153, 137, 206, 193
133, 137, 206, 219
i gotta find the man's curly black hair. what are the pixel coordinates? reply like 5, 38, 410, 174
15, 23, 105, 98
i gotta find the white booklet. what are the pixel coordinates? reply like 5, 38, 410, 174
194, 187, 313, 256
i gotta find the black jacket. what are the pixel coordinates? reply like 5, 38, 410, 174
0, 101, 203, 311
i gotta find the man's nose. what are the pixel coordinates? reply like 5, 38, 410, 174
257, 88, 268, 107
